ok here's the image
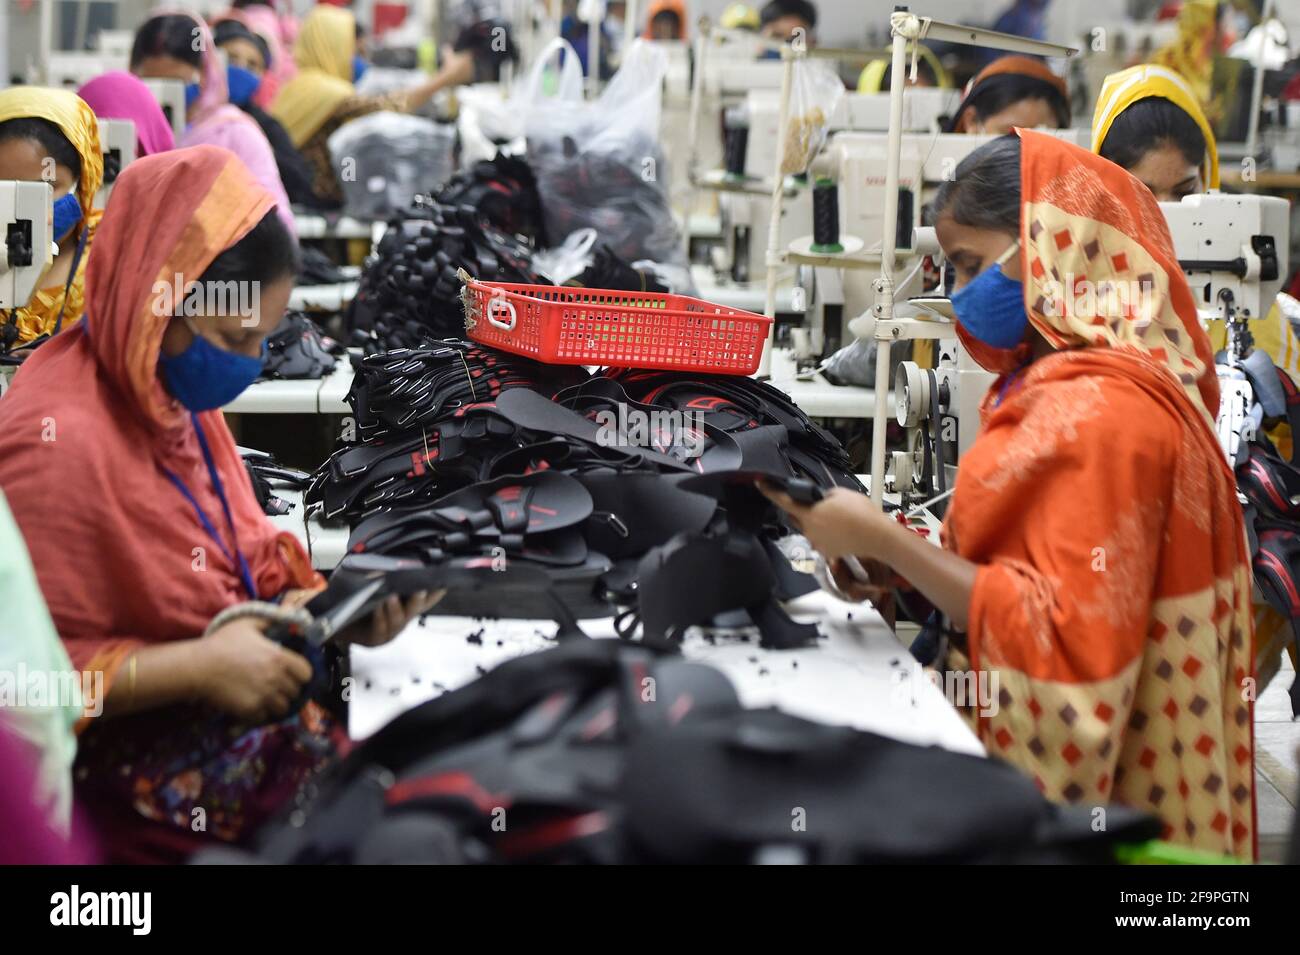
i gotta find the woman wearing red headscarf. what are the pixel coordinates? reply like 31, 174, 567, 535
765, 130, 1255, 859
0, 146, 435, 862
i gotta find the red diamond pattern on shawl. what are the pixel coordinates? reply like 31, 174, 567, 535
1022, 201, 1209, 415
1034, 163, 1138, 241
1109, 583, 1254, 858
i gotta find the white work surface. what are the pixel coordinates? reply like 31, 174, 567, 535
288, 280, 360, 314
347, 591, 984, 757
224, 355, 355, 415
292, 213, 381, 241
264, 489, 980, 756
224, 377, 323, 414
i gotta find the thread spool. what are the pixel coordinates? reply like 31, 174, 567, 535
723, 106, 749, 180
810, 178, 843, 254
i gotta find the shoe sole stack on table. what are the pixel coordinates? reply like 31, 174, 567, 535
272, 297, 974, 756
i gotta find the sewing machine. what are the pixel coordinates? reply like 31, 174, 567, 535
142, 79, 187, 145
95, 118, 136, 210
709, 95, 972, 306
1162, 193, 1290, 322
1161, 192, 1292, 462
772, 128, 1092, 363
38, 52, 127, 89
739, 89, 963, 181
0, 180, 55, 312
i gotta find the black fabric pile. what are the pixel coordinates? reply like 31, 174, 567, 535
602, 369, 863, 492
199, 639, 1161, 865
298, 246, 347, 287
241, 448, 310, 517
343, 153, 673, 355
344, 156, 550, 353
259, 312, 343, 380
308, 340, 865, 642
306, 341, 589, 522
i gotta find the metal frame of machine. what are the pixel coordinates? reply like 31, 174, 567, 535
754, 9, 1078, 505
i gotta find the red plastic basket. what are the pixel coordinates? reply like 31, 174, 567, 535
461, 277, 772, 375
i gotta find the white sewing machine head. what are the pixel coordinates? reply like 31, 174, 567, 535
0, 180, 55, 310
738, 88, 962, 181
826, 128, 1092, 257
1159, 192, 1290, 323
95, 118, 137, 211
141, 79, 187, 145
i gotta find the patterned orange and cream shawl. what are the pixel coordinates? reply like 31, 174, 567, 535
943, 130, 1255, 858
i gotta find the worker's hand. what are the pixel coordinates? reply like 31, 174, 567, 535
759, 483, 894, 563
280, 586, 325, 610
195, 617, 314, 722
439, 46, 477, 86
828, 557, 892, 602
828, 556, 898, 626
340, 590, 444, 648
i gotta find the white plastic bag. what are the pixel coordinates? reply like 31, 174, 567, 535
328, 112, 456, 219
531, 228, 599, 285
456, 84, 525, 165
509, 36, 586, 135
781, 59, 845, 175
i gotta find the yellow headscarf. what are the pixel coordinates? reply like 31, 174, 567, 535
1090, 63, 1220, 191
856, 45, 951, 93
0, 87, 104, 345
1153, 0, 1219, 110
270, 5, 356, 147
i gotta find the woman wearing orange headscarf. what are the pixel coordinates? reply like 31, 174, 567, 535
765, 130, 1254, 858
644, 0, 688, 40
946, 55, 1070, 134
0, 146, 433, 862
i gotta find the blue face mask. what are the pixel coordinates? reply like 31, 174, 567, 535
184, 82, 201, 110
352, 55, 369, 83
158, 317, 264, 411
949, 242, 1028, 351
226, 65, 262, 107
51, 191, 82, 242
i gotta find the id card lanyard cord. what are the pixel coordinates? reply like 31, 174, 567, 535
162, 412, 259, 600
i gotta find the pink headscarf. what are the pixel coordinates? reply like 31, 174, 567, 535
140, 9, 296, 236
220, 5, 297, 109
78, 71, 176, 157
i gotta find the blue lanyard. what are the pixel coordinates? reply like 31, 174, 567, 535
162, 413, 258, 600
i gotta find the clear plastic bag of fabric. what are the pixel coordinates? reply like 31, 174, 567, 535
328, 112, 456, 219
781, 59, 845, 176
521, 39, 688, 268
